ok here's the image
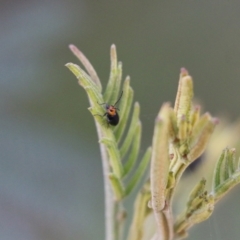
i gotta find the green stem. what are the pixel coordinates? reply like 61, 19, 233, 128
95, 122, 116, 240
113, 201, 125, 240
114, 203, 120, 240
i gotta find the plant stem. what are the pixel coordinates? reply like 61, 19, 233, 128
96, 121, 124, 240
95, 121, 116, 240
114, 202, 125, 240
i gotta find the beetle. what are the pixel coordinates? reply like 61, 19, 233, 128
96, 91, 123, 126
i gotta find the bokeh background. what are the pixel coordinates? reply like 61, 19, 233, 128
1, 1, 240, 239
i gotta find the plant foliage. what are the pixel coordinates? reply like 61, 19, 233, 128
66, 45, 240, 240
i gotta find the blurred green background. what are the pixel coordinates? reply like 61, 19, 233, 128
1, 1, 240, 239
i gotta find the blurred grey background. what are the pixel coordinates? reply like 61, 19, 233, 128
1, 1, 240, 239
